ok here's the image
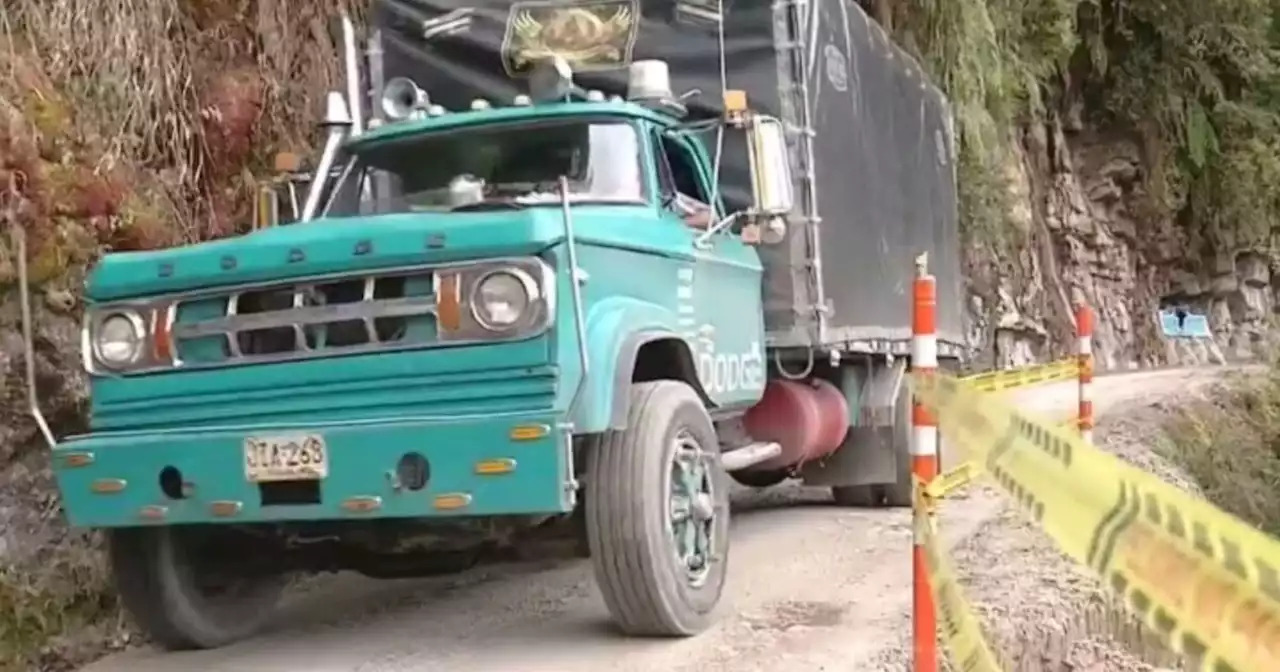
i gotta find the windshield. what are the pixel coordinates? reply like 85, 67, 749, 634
325, 119, 646, 216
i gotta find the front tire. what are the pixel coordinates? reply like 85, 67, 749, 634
108, 526, 284, 650
585, 380, 729, 636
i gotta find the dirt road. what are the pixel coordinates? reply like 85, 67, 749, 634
79, 367, 1233, 672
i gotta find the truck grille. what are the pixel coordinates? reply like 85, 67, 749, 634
169, 270, 439, 366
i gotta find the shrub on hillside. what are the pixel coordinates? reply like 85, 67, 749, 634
1163, 368, 1280, 535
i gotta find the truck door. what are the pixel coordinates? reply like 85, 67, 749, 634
654, 130, 766, 410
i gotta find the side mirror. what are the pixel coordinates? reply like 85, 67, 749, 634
693, 111, 794, 249
254, 153, 308, 230
253, 184, 279, 230
254, 181, 306, 229
274, 151, 302, 173
745, 115, 794, 216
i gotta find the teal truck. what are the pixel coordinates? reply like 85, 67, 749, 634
18, 0, 963, 649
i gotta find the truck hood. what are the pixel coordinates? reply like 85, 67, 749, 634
87, 209, 584, 302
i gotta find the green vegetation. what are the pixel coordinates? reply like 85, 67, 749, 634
875, 0, 1280, 259
7, 0, 1280, 270
1164, 370, 1280, 535
0, 543, 122, 671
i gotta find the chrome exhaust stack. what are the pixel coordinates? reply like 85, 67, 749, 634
340, 12, 364, 138
299, 91, 353, 222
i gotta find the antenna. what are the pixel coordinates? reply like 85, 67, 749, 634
708, 0, 729, 219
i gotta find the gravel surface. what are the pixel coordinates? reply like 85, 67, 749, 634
873, 369, 1226, 672
77, 368, 1238, 672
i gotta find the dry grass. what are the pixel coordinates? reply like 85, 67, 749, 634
0, 0, 358, 254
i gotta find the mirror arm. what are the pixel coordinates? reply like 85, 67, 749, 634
694, 211, 743, 249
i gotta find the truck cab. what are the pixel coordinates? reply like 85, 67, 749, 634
26, 52, 794, 648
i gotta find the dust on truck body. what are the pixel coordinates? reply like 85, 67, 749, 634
19, 0, 963, 649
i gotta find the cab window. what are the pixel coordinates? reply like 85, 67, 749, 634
325, 119, 648, 216
654, 133, 720, 232
657, 134, 713, 208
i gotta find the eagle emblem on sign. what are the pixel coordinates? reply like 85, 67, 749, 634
502, 0, 640, 76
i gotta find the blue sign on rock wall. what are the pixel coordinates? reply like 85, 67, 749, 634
1158, 310, 1212, 338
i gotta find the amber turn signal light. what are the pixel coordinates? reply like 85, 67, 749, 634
436, 272, 462, 332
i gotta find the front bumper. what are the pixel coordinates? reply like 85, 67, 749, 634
53, 412, 574, 528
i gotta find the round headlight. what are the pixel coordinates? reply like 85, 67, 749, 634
470, 270, 534, 331
95, 313, 144, 366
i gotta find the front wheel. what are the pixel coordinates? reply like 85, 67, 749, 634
108, 526, 284, 650
585, 380, 729, 636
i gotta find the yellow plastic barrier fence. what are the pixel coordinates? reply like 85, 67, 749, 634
914, 372, 1280, 672
958, 358, 1080, 392
914, 476, 1005, 672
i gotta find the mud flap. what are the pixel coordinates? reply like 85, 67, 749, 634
798, 425, 898, 487
799, 357, 907, 488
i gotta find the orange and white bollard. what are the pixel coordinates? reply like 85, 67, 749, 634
911, 254, 939, 672
1076, 302, 1094, 443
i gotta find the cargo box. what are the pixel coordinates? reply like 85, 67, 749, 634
370, 0, 964, 354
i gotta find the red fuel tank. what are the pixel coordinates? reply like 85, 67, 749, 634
740, 378, 850, 472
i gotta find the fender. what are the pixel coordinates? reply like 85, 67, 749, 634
565, 296, 712, 433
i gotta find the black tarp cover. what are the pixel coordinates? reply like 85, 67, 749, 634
370, 0, 964, 351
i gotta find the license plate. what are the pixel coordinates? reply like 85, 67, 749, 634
243, 434, 328, 482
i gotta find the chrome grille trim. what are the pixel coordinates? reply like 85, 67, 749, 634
225, 293, 243, 358
178, 271, 443, 367
171, 291, 438, 341
83, 257, 555, 376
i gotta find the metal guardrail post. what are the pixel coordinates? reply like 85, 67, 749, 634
1076, 302, 1095, 443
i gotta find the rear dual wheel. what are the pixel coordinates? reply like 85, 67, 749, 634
585, 380, 729, 636
832, 359, 956, 508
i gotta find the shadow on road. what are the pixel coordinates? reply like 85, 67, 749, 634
86, 480, 870, 671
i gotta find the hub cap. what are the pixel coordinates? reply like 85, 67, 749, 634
668, 429, 717, 586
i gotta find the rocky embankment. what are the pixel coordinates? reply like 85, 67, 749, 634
963, 118, 1265, 371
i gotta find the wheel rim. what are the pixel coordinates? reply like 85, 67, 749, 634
666, 429, 717, 587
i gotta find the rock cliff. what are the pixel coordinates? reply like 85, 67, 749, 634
966, 118, 1243, 372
